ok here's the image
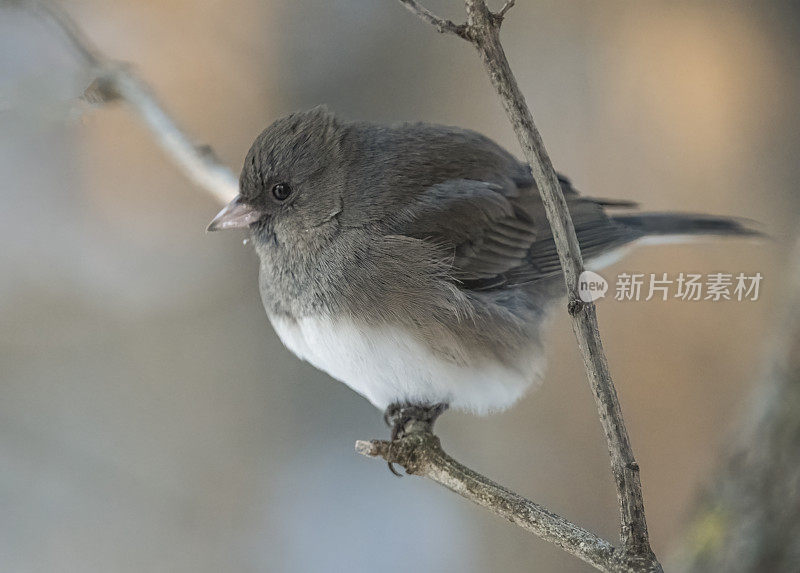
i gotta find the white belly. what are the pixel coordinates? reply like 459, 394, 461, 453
269, 315, 543, 414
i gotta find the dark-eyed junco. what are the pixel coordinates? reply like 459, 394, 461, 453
208, 106, 756, 433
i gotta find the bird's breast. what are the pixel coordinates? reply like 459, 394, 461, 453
268, 313, 543, 414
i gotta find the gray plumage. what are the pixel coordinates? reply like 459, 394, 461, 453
208, 106, 758, 414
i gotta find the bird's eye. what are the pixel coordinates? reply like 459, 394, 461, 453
271, 183, 292, 201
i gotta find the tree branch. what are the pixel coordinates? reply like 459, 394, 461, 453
21, 0, 238, 206
678, 232, 800, 571
497, 0, 515, 20
382, 1, 661, 570
397, 0, 468, 37
357, 417, 657, 573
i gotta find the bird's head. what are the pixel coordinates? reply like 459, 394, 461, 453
207, 106, 346, 248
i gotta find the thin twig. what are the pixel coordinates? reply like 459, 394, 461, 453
497, 0, 515, 19
356, 415, 660, 573
356, 429, 619, 571
459, 0, 653, 556
22, 0, 238, 206
397, 0, 467, 37
381, 1, 662, 570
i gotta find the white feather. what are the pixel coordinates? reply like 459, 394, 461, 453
587, 235, 703, 271
270, 315, 543, 414
586, 247, 631, 271
636, 235, 703, 246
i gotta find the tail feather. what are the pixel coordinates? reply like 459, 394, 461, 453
612, 213, 763, 238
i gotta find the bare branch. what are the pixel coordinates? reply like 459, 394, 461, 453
357, 421, 656, 573
356, 435, 617, 570
678, 233, 800, 571
458, 0, 653, 555
497, 0, 515, 19
397, 0, 467, 38
388, 0, 662, 569
24, 0, 238, 206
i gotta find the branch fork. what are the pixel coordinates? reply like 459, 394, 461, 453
357, 416, 657, 573
399, 0, 515, 41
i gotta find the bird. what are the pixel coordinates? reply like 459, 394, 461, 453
207, 106, 758, 439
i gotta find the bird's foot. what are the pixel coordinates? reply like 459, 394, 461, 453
383, 402, 449, 476
384, 402, 449, 440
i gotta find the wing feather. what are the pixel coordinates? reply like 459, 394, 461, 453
395, 175, 638, 291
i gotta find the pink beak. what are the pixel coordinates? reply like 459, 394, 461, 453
206, 195, 261, 231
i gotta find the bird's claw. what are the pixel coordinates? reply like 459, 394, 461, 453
382, 402, 449, 476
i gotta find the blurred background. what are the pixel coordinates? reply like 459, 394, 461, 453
1, 1, 797, 571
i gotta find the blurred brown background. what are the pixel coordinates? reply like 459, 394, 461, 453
1, 1, 797, 572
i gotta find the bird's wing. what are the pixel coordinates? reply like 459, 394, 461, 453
396, 176, 637, 291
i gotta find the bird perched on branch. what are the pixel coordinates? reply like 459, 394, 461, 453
208, 107, 757, 438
